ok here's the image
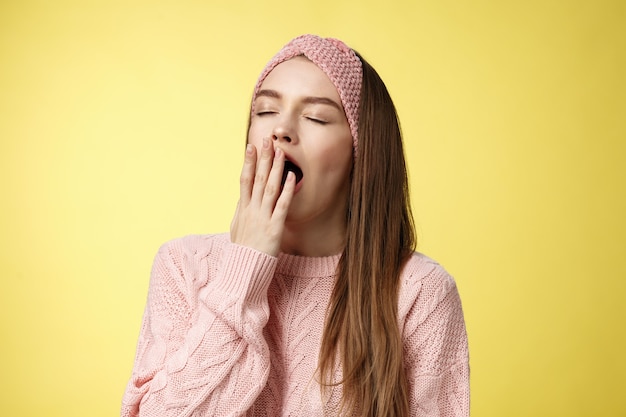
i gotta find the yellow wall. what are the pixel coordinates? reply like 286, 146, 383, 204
1, 1, 624, 415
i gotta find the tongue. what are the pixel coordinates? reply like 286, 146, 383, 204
282, 160, 303, 186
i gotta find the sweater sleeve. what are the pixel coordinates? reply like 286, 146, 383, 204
121, 236, 276, 417
402, 260, 470, 417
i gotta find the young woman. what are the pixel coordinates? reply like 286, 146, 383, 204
121, 34, 469, 417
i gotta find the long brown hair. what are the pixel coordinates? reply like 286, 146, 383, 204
318, 52, 416, 416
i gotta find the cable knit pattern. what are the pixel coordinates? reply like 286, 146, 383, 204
121, 234, 469, 416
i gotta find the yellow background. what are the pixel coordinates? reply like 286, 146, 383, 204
1, 0, 624, 415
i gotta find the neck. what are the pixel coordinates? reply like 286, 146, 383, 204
280, 220, 347, 257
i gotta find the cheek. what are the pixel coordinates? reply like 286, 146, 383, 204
316, 144, 353, 176
247, 123, 265, 153
325, 130, 353, 168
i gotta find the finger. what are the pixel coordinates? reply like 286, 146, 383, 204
261, 147, 286, 213
251, 138, 274, 203
271, 171, 295, 225
239, 144, 257, 206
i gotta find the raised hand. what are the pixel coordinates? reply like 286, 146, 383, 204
230, 138, 296, 256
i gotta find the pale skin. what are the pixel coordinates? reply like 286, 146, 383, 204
230, 57, 354, 257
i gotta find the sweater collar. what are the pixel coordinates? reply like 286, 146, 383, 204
276, 251, 341, 278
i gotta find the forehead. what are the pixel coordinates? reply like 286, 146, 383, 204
259, 56, 341, 101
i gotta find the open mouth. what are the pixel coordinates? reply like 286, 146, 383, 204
281, 160, 303, 187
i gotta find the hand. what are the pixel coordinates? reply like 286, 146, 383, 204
230, 138, 296, 256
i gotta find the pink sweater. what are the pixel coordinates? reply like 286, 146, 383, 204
121, 234, 469, 416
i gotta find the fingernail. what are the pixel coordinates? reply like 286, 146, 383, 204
274, 148, 282, 159
263, 138, 269, 149
246, 144, 253, 155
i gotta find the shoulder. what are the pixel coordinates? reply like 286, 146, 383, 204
150, 233, 231, 285
400, 252, 458, 296
156, 233, 230, 261
145, 233, 232, 305
397, 252, 461, 325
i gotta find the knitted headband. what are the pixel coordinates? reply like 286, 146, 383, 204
251, 34, 363, 151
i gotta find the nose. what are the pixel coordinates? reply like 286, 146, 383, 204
271, 116, 296, 144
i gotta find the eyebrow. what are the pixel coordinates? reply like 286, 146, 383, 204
256, 89, 343, 112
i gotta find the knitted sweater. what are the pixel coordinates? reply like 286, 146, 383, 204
121, 234, 469, 416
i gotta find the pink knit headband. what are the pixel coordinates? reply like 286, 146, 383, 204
251, 34, 363, 150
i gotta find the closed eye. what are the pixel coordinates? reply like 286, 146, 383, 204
256, 111, 277, 116
306, 117, 329, 125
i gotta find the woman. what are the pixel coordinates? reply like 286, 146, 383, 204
121, 34, 469, 417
